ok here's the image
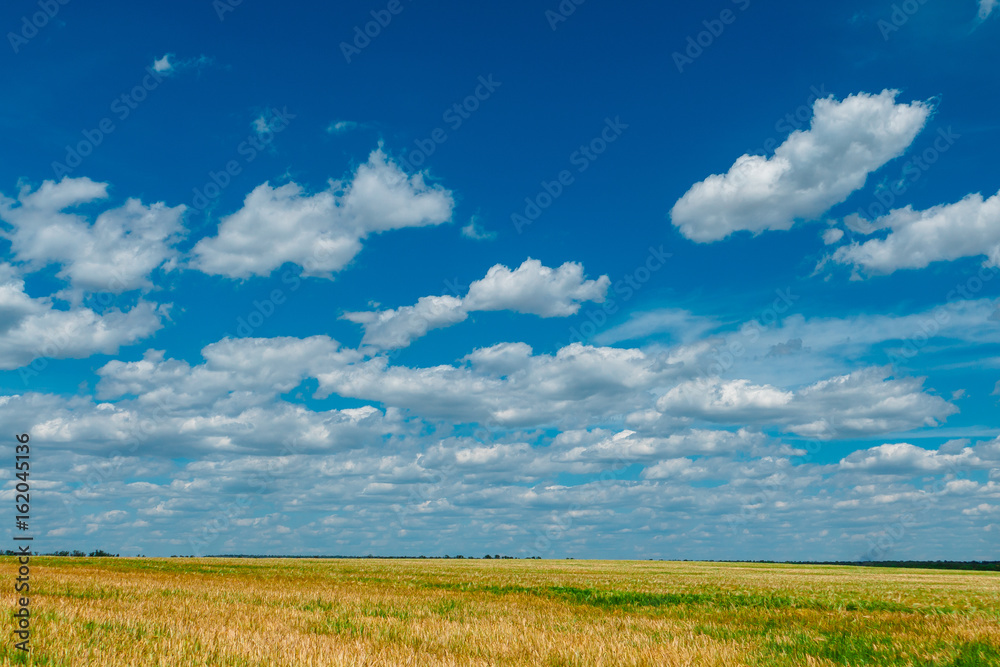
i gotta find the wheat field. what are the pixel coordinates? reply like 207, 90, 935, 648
2, 558, 998, 666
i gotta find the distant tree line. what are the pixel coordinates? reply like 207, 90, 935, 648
702, 560, 1000, 572
4, 552, 994, 570
2, 549, 119, 557
802, 560, 1000, 572
207, 554, 539, 560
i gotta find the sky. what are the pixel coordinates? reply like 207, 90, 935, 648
0, 0, 998, 560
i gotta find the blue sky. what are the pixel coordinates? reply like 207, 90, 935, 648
1, 0, 999, 559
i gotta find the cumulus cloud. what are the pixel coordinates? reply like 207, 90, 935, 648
0, 391, 391, 462
342, 296, 468, 350
658, 377, 793, 419
0, 337, 385, 458
20, 419, 994, 559
0, 177, 185, 296
460, 216, 496, 241
823, 228, 845, 245
0, 265, 168, 371
0, 334, 677, 454
838, 442, 980, 475
326, 120, 360, 134
671, 90, 931, 242
464, 259, 610, 316
3, 340, 994, 559
87, 336, 680, 432
552, 427, 767, 465
2, 327, 989, 559
96, 336, 361, 408
831, 190, 1000, 275
152, 54, 172, 73
316, 341, 683, 427
192, 148, 454, 279
609, 298, 1000, 393
150, 53, 213, 75
655, 367, 957, 438
343, 259, 610, 349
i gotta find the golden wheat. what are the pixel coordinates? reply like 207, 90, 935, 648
2, 558, 998, 666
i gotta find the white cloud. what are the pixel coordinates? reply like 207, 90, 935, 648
460, 216, 496, 241
343, 259, 610, 349
658, 377, 793, 417
552, 427, 767, 465
150, 53, 212, 76
823, 228, 844, 245
655, 367, 957, 438
316, 342, 683, 427
2, 334, 683, 452
96, 336, 361, 408
152, 54, 172, 73
252, 108, 294, 139
6, 361, 996, 559
72, 335, 679, 435
671, 90, 931, 242
192, 148, 454, 279
0, 177, 185, 297
831, 190, 1000, 275
980, 0, 997, 19
0, 392, 390, 463
0, 337, 388, 458
0, 265, 168, 371
593, 308, 715, 346
326, 120, 359, 134
343, 296, 468, 350
837, 442, 979, 474
464, 259, 610, 316
610, 298, 1000, 393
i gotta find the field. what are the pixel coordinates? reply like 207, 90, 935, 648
2, 558, 999, 666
